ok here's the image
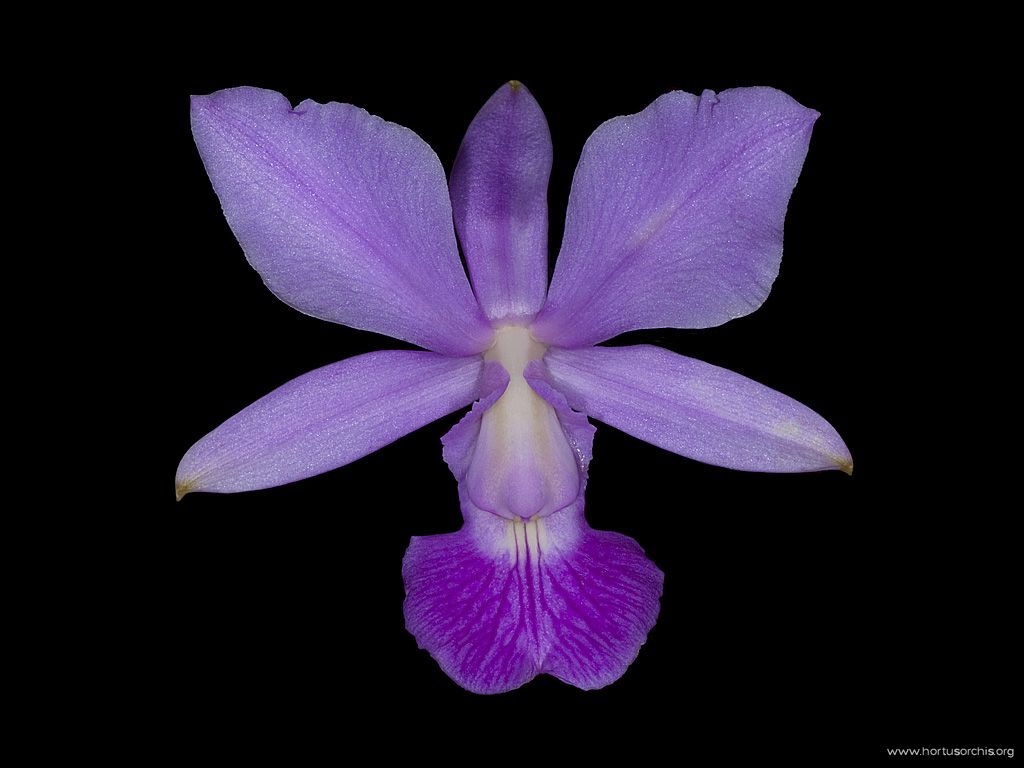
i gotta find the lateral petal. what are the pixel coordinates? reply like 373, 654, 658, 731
191, 87, 493, 355
533, 87, 817, 347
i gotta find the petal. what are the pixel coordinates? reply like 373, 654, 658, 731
449, 82, 551, 323
532, 87, 818, 347
544, 344, 852, 474
413, 362, 658, 693
443, 354, 596, 493
191, 87, 493, 355
441, 329, 588, 521
465, 368, 581, 520
175, 351, 485, 498
440, 362, 510, 483
403, 494, 663, 693
523, 360, 596, 475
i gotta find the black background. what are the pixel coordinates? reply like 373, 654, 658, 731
146, 39, 1013, 762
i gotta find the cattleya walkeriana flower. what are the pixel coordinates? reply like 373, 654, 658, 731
177, 81, 851, 693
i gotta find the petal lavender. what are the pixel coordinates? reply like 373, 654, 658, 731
177, 82, 851, 693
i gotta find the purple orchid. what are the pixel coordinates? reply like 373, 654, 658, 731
176, 81, 851, 694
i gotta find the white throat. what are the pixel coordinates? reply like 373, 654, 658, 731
466, 326, 579, 519
484, 325, 547, 376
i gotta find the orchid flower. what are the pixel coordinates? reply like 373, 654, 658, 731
176, 81, 851, 694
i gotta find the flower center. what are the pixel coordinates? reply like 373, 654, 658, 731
484, 325, 547, 377
465, 326, 580, 519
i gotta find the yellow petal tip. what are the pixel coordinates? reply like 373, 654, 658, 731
836, 457, 854, 476
508, 80, 522, 92
175, 480, 194, 502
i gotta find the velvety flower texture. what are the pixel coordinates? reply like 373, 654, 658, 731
177, 82, 851, 693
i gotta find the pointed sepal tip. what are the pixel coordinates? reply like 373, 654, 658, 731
175, 479, 194, 502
